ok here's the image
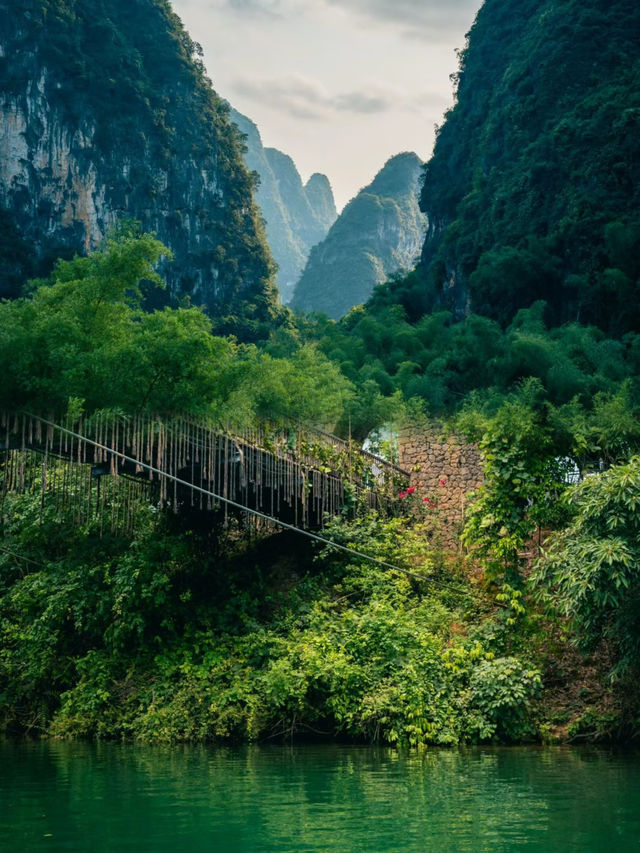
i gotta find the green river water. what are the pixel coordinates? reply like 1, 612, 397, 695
1, 741, 639, 851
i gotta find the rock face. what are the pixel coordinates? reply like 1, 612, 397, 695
291, 152, 427, 319
305, 173, 336, 234
0, 0, 277, 336
230, 108, 337, 303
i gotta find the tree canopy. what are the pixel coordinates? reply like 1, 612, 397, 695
0, 229, 354, 429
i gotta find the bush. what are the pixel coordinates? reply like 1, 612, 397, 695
469, 657, 542, 741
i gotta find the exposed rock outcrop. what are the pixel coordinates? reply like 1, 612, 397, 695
230, 108, 337, 303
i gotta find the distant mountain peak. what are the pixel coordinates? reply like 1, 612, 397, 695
291, 152, 427, 319
230, 109, 337, 303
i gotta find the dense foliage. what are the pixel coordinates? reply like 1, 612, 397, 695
0, 229, 353, 427
2, 0, 640, 746
0, 489, 545, 745
298, 296, 640, 434
534, 457, 640, 678
417, 0, 640, 335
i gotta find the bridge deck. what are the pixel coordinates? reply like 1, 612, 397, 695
0, 411, 408, 534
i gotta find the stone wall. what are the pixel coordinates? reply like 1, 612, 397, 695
398, 422, 484, 549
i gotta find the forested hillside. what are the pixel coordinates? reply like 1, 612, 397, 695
416, 0, 640, 333
2, 0, 640, 747
307, 0, 640, 418
0, 0, 279, 337
291, 153, 427, 319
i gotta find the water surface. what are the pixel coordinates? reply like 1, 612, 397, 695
2, 741, 639, 851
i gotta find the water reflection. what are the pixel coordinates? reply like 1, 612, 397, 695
1, 741, 639, 851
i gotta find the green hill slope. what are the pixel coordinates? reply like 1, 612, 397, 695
417, 0, 640, 334
291, 152, 427, 320
305, 0, 640, 418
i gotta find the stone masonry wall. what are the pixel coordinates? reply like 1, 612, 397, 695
398, 422, 484, 549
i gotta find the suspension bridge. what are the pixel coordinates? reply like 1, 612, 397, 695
0, 411, 408, 535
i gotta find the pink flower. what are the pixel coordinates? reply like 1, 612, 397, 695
423, 497, 432, 506
398, 491, 407, 499
439, 479, 447, 486
406, 486, 416, 495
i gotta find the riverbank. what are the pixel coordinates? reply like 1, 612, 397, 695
0, 484, 632, 747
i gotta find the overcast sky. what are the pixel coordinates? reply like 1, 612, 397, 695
171, 0, 483, 210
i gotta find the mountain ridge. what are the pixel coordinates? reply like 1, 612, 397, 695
229, 108, 337, 304
291, 151, 427, 319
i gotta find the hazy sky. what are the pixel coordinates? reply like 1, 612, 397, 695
171, 0, 483, 210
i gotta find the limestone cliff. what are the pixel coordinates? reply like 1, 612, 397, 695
0, 0, 278, 337
291, 152, 427, 319
230, 108, 337, 303
305, 173, 337, 236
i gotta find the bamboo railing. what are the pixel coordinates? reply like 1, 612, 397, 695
0, 411, 408, 535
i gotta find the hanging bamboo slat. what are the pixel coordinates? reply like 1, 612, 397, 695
0, 409, 406, 538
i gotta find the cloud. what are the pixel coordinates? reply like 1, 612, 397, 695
334, 91, 395, 114
323, 0, 481, 37
406, 89, 453, 114
226, 0, 280, 14
233, 75, 330, 120
233, 74, 399, 120
204, 0, 481, 36
209, 0, 306, 18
